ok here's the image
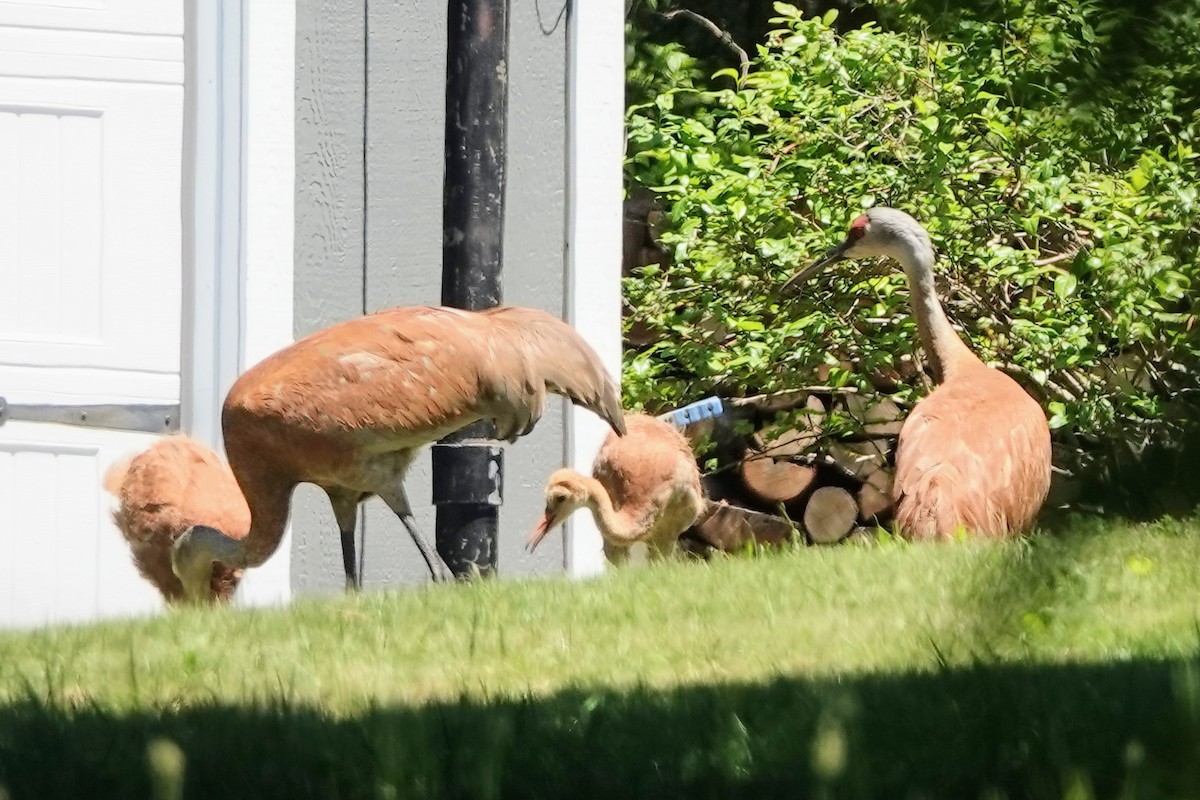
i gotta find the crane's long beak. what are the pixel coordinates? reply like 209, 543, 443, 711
781, 241, 849, 295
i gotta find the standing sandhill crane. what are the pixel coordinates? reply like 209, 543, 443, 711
783, 207, 1052, 539
170, 305, 626, 602
528, 413, 706, 563
104, 436, 251, 603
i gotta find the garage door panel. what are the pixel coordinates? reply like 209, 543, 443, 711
0, 26, 184, 84
0, 0, 181, 36
0, 78, 183, 375
0, 105, 101, 345
0, 423, 165, 629
0, 364, 178, 406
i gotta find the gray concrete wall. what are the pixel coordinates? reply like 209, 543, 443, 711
291, 0, 570, 594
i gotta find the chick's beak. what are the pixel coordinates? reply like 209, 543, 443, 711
526, 508, 563, 553
781, 241, 849, 295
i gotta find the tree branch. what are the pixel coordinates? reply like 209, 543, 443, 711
729, 387, 859, 415
996, 364, 1077, 404
1032, 249, 1080, 268
659, 9, 750, 87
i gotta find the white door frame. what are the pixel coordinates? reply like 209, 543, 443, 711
564, 1, 625, 578
181, 0, 295, 604
181, 0, 244, 451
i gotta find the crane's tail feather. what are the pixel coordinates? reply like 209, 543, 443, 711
483, 306, 627, 437
530, 318, 625, 435
559, 380, 626, 437
103, 452, 136, 497
102, 452, 139, 543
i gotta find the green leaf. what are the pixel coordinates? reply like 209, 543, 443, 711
1129, 167, 1149, 191
1054, 272, 1078, 300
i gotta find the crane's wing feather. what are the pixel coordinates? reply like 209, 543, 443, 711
225, 307, 493, 440
893, 371, 1050, 539
224, 306, 626, 445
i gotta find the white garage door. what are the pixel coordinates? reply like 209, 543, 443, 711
0, 0, 185, 628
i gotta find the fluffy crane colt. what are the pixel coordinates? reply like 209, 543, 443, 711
529, 413, 706, 563
105, 435, 250, 603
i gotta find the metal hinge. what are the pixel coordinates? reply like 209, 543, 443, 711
0, 397, 180, 434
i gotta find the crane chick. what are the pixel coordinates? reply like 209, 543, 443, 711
104, 436, 250, 603
784, 207, 1052, 539
528, 413, 705, 563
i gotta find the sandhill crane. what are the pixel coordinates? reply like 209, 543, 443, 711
528, 413, 706, 563
783, 207, 1052, 539
104, 436, 251, 603
170, 305, 626, 602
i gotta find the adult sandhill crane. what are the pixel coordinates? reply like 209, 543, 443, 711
783, 207, 1052, 539
104, 436, 251, 603
527, 413, 706, 563
171, 305, 626, 602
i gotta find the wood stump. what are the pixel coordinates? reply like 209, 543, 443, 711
803, 486, 858, 544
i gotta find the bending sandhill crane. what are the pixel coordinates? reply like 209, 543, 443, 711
783, 207, 1052, 539
528, 413, 706, 563
170, 305, 626, 602
104, 436, 251, 603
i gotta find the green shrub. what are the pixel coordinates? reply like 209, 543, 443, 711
623, 2, 1200, 511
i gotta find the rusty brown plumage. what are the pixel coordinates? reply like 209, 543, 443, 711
528, 413, 705, 563
892, 359, 1051, 539
171, 305, 625, 601
786, 208, 1051, 540
104, 436, 250, 603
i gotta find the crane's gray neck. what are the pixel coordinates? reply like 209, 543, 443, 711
892, 233, 972, 384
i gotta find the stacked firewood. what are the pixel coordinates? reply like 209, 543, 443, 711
623, 197, 912, 552
677, 388, 907, 555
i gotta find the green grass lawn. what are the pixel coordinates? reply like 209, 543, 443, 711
4, 516, 1200, 798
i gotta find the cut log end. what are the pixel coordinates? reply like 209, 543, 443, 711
857, 482, 894, 522
739, 450, 817, 504
844, 394, 905, 437
803, 486, 858, 545
753, 395, 825, 458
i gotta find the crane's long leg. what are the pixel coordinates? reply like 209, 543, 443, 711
376, 484, 448, 583
340, 530, 359, 591
326, 490, 363, 592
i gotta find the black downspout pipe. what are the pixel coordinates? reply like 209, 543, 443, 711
433, 0, 509, 580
